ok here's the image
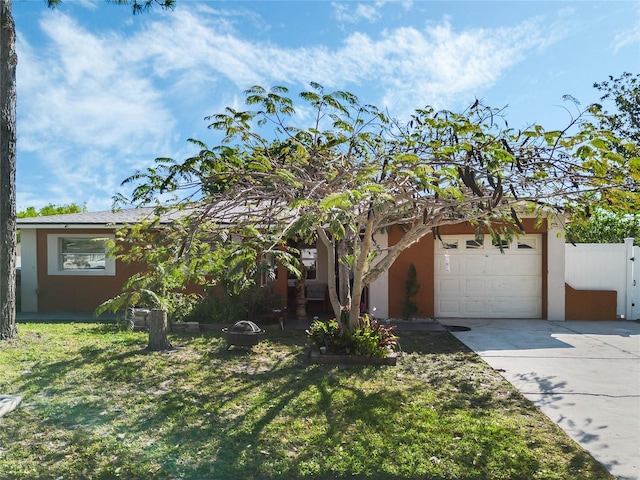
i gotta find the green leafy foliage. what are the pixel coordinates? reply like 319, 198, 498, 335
185, 286, 281, 324
17, 202, 87, 218
97, 213, 293, 327
401, 263, 420, 320
307, 314, 398, 358
593, 72, 640, 146
0, 323, 613, 479
566, 208, 640, 245
306, 318, 341, 349
583, 72, 640, 213
17, 203, 87, 242
115, 82, 637, 330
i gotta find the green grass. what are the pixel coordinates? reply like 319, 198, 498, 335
0, 323, 613, 480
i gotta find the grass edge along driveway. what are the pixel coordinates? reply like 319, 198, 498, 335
0, 323, 614, 480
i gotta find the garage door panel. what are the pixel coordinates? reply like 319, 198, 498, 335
436, 256, 485, 275
464, 278, 486, 294
486, 278, 513, 295
458, 257, 485, 275
436, 278, 461, 295
437, 299, 464, 315
441, 298, 542, 318
435, 234, 542, 319
435, 256, 456, 274
489, 298, 541, 317
463, 300, 489, 316
485, 255, 541, 276
508, 278, 542, 296
486, 277, 542, 296
438, 277, 541, 297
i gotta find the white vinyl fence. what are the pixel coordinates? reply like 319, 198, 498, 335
565, 238, 640, 320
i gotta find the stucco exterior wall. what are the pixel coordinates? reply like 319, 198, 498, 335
546, 221, 565, 320
32, 228, 141, 312
387, 227, 435, 319
20, 229, 38, 312
368, 232, 389, 319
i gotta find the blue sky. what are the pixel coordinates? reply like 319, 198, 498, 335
13, 0, 640, 212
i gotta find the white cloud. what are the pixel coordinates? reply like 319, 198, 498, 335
613, 21, 640, 53
355, 3, 383, 22
16, 5, 558, 210
17, 12, 177, 210
130, 9, 554, 111
332, 2, 385, 24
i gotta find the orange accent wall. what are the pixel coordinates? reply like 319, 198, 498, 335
565, 284, 617, 320
36, 228, 287, 313
272, 261, 288, 309
36, 229, 144, 312
388, 227, 435, 318
388, 218, 549, 319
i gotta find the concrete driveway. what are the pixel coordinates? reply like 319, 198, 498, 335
447, 319, 640, 480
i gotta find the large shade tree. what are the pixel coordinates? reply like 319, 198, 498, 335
561, 72, 640, 242
0, 0, 174, 340
594, 72, 640, 147
118, 84, 638, 328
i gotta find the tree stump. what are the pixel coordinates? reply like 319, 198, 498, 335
148, 309, 172, 351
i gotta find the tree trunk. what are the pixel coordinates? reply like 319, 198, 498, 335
337, 238, 350, 306
0, 0, 17, 341
148, 309, 172, 351
317, 227, 341, 318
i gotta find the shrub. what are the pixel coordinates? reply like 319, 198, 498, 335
185, 286, 281, 324
401, 263, 420, 320
307, 314, 398, 358
306, 318, 341, 350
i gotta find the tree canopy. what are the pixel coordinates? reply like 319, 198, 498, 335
16, 203, 87, 242
117, 83, 638, 327
17, 202, 87, 218
566, 208, 640, 245
564, 72, 640, 243
587, 72, 640, 212
594, 72, 640, 146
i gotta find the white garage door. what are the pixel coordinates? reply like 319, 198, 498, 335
435, 234, 542, 318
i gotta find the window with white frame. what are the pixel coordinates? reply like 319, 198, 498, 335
47, 234, 116, 276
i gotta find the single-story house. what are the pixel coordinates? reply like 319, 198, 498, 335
17, 209, 615, 321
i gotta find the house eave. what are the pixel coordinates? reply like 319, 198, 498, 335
17, 223, 125, 230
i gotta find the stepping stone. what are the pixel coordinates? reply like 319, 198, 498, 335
0, 395, 22, 418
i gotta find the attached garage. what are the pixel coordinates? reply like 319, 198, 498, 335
434, 234, 542, 318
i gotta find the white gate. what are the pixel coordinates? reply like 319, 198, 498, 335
566, 238, 639, 320
630, 244, 640, 320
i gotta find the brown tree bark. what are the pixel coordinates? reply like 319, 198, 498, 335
147, 309, 171, 351
0, 0, 17, 341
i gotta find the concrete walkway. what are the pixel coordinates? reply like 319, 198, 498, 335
447, 318, 640, 480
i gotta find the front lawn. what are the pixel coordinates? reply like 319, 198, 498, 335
0, 323, 612, 479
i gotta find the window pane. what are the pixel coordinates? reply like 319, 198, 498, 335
441, 240, 458, 249
518, 239, 536, 249
492, 239, 510, 249
60, 238, 106, 270
301, 248, 317, 279
466, 239, 483, 249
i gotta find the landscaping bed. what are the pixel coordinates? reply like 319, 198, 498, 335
309, 347, 397, 366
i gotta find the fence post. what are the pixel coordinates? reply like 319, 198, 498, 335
624, 238, 634, 320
